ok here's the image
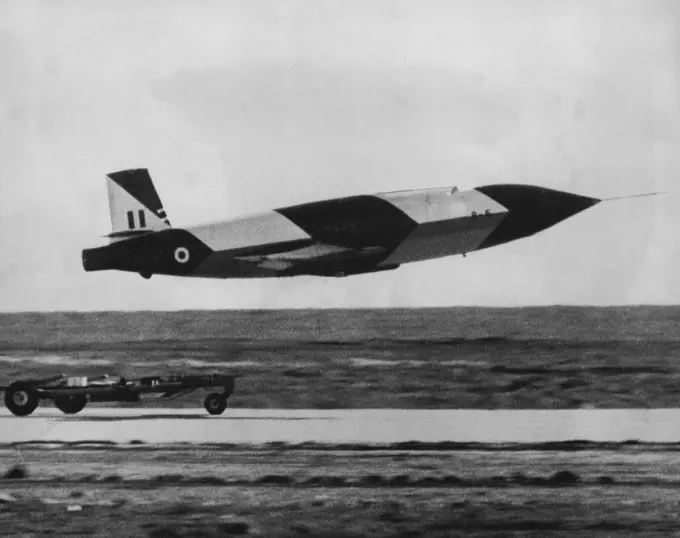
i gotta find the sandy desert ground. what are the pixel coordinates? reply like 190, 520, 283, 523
2, 445, 680, 537
2, 307, 679, 536
2, 307, 680, 409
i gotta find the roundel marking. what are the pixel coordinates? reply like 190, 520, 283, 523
174, 247, 190, 264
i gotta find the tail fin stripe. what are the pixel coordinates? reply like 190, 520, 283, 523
108, 169, 166, 216
106, 168, 172, 241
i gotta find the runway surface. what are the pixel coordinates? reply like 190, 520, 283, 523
2, 407, 680, 445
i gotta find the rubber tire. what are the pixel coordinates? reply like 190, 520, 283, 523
204, 393, 227, 415
54, 395, 88, 415
4, 381, 39, 417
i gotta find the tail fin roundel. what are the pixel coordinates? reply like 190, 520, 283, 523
105, 169, 171, 241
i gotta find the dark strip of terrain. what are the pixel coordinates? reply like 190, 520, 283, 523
5, 439, 680, 451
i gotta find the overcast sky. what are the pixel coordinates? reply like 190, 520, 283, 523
0, 0, 678, 311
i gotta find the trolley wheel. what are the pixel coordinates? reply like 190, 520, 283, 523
4, 381, 39, 417
54, 394, 88, 415
204, 393, 227, 415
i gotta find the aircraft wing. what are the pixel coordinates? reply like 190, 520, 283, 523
233, 243, 395, 276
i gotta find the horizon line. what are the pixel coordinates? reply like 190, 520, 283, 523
1, 304, 679, 315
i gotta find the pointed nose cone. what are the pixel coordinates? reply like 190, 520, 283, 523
475, 184, 600, 250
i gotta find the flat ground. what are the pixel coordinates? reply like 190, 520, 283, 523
1, 446, 680, 537
1, 307, 680, 408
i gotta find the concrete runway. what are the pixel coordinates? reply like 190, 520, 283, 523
2, 407, 680, 445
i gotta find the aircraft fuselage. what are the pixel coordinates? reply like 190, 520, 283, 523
82, 170, 601, 279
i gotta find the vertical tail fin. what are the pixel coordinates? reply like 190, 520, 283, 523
106, 169, 171, 241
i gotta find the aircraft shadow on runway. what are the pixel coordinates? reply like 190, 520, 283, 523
54, 414, 337, 422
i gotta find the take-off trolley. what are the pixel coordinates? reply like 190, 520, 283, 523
0, 373, 237, 417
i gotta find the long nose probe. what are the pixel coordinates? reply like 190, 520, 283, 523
600, 191, 667, 202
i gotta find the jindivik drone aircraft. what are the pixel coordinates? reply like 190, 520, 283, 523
82, 169, 658, 280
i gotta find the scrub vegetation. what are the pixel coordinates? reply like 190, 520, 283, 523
1, 306, 679, 409
2, 446, 679, 537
